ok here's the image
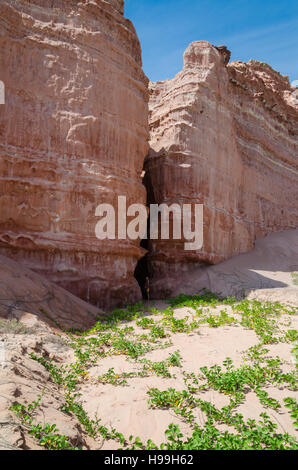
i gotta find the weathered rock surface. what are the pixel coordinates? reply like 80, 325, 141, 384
146, 41, 298, 297
107, 0, 124, 14
0, 253, 102, 330
0, 0, 148, 309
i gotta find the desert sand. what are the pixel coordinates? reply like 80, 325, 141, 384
0, 229, 297, 450
169, 228, 298, 304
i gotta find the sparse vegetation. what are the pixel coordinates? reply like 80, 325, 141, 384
9, 292, 298, 450
291, 272, 298, 286
0, 318, 35, 335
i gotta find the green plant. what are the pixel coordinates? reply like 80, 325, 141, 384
284, 329, 298, 342
98, 368, 132, 386
136, 317, 155, 329
291, 272, 298, 286
10, 397, 77, 450
149, 324, 167, 339
284, 398, 298, 429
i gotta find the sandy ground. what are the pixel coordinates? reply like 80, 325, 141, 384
0, 228, 297, 449
78, 304, 298, 449
173, 228, 298, 305
1, 297, 297, 449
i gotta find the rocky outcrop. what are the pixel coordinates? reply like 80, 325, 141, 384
0, 0, 149, 309
107, 0, 124, 14
0, 253, 102, 330
146, 41, 298, 297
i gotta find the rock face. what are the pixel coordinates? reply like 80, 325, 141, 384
0, 0, 149, 309
107, 0, 124, 14
146, 41, 298, 297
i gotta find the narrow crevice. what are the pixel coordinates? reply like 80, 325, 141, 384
134, 163, 153, 300
134, 238, 149, 300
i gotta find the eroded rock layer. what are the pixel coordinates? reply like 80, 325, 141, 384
146, 41, 298, 297
0, 253, 102, 331
0, 0, 148, 308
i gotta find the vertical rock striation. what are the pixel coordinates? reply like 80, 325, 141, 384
146, 41, 298, 297
0, 0, 149, 309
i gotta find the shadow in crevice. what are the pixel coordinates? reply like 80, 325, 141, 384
134, 160, 154, 300
134, 238, 149, 300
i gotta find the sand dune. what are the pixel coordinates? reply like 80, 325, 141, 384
174, 228, 298, 305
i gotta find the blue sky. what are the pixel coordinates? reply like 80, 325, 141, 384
125, 0, 298, 84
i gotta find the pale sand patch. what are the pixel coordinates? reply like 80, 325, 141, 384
144, 326, 259, 370
88, 356, 140, 378
80, 376, 191, 448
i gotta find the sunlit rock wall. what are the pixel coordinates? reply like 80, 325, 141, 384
0, 0, 149, 309
146, 41, 298, 297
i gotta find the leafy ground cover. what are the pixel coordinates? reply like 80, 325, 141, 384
10, 291, 298, 450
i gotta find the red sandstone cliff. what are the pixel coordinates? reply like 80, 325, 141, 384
0, 0, 149, 309
146, 41, 298, 298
